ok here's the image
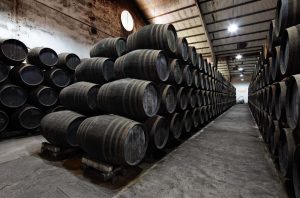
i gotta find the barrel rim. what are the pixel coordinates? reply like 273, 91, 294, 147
0, 38, 28, 63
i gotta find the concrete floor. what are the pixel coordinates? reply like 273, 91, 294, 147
0, 104, 287, 198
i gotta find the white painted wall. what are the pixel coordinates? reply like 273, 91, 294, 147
233, 82, 249, 103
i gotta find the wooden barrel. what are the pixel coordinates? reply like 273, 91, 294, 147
195, 89, 202, 107
264, 63, 271, 86
44, 68, 71, 89
167, 59, 183, 85
201, 106, 208, 123
198, 54, 204, 71
278, 128, 296, 178
27, 47, 58, 69
0, 61, 9, 83
157, 84, 176, 114
176, 87, 188, 111
275, 81, 287, 122
201, 90, 207, 106
280, 24, 300, 76
286, 75, 300, 129
271, 46, 282, 82
29, 86, 58, 109
11, 105, 43, 130
199, 107, 205, 125
264, 114, 274, 145
268, 84, 276, 115
293, 145, 300, 197
97, 78, 158, 119
168, 113, 183, 140
41, 110, 86, 147
192, 108, 200, 128
182, 65, 192, 87
176, 37, 189, 61
199, 73, 205, 89
275, 0, 300, 37
114, 49, 169, 82
77, 114, 148, 166
9, 64, 44, 87
144, 115, 169, 150
75, 57, 114, 84
90, 37, 126, 59
188, 46, 198, 67
187, 88, 197, 108
59, 82, 100, 114
192, 70, 200, 88
0, 110, 9, 132
0, 84, 27, 109
0, 39, 28, 66
269, 20, 281, 52
46, 105, 66, 113
57, 53, 81, 71
270, 120, 281, 156
126, 24, 178, 56
182, 110, 192, 133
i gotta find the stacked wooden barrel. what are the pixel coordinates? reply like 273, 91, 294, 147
249, 0, 300, 196
0, 38, 81, 135
41, 23, 235, 167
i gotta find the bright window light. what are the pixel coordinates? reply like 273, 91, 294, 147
240, 74, 244, 77
228, 24, 238, 33
121, 10, 134, 31
238, 68, 243, 71
236, 54, 242, 60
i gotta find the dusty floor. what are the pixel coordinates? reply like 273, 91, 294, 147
0, 104, 287, 198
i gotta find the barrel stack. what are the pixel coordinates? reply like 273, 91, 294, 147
40, 23, 235, 168
248, 0, 300, 196
0, 38, 81, 135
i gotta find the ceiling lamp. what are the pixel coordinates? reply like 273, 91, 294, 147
238, 68, 243, 71
240, 74, 244, 77
241, 79, 244, 81
236, 54, 242, 60
228, 24, 238, 33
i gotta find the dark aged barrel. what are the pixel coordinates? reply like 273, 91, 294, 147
57, 53, 81, 71
176, 37, 189, 61
192, 108, 200, 128
59, 82, 99, 114
264, 115, 274, 144
46, 105, 66, 114
90, 37, 126, 59
77, 114, 148, 166
187, 88, 197, 108
269, 20, 281, 51
271, 46, 281, 82
126, 24, 178, 56
0, 39, 28, 66
268, 84, 276, 115
286, 75, 300, 129
201, 106, 208, 123
270, 120, 281, 156
201, 90, 207, 106
199, 73, 205, 89
198, 54, 204, 71
0, 110, 8, 132
188, 46, 198, 67
275, 81, 287, 121
275, 0, 300, 37
9, 64, 44, 87
293, 145, 300, 197
167, 59, 183, 85
157, 84, 176, 114
192, 70, 200, 88
44, 68, 71, 89
278, 128, 296, 178
0, 61, 9, 83
183, 110, 192, 133
168, 113, 183, 140
176, 87, 188, 111
11, 105, 43, 130
0, 84, 27, 109
27, 47, 58, 69
97, 78, 158, 119
199, 106, 205, 125
115, 49, 169, 82
144, 115, 169, 150
29, 86, 58, 109
182, 65, 192, 87
41, 110, 86, 147
280, 24, 300, 76
75, 57, 114, 84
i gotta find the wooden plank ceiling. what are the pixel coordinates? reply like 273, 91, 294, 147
135, 0, 277, 82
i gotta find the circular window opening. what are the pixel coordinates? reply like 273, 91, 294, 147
121, 10, 134, 32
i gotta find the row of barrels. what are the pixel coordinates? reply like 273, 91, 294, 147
0, 38, 81, 134
250, 1, 300, 195
41, 23, 236, 167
